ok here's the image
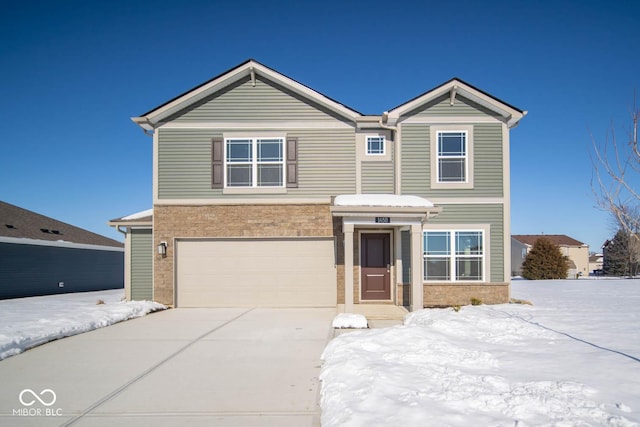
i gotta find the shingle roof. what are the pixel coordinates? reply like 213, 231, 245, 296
512, 234, 586, 247
0, 201, 123, 248
108, 208, 152, 226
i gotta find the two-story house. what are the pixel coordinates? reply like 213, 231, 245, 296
109, 59, 526, 311
511, 234, 590, 278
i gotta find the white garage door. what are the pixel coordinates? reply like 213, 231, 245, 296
175, 238, 336, 307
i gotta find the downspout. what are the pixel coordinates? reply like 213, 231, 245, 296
378, 112, 401, 194
378, 111, 397, 133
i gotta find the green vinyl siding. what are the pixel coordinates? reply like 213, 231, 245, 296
170, 76, 348, 123
400, 124, 429, 195
401, 94, 502, 121
426, 204, 504, 282
401, 123, 503, 198
293, 129, 356, 196
130, 229, 153, 301
157, 128, 355, 199
362, 161, 394, 194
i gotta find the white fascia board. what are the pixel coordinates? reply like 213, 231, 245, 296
387, 86, 450, 123
0, 236, 124, 252
254, 63, 360, 122
140, 65, 251, 127
387, 79, 524, 128
134, 61, 359, 130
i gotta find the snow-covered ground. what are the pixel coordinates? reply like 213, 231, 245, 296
0, 289, 165, 360
321, 279, 640, 426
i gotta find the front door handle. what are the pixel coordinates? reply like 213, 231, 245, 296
387, 264, 390, 272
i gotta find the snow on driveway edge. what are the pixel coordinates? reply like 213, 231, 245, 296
0, 292, 166, 361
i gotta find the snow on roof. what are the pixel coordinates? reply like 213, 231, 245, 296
121, 209, 153, 220
334, 194, 434, 208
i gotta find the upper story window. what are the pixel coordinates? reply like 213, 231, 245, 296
437, 131, 467, 182
225, 137, 284, 187
366, 136, 385, 155
424, 229, 485, 282
430, 124, 474, 189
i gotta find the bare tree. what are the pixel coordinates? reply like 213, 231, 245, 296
591, 92, 640, 239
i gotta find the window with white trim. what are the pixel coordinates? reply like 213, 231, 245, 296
437, 131, 467, 183
366, 136, 385, 155
225, 137, 284, 187
429, 124, 474, 189
423, 230, 484, 281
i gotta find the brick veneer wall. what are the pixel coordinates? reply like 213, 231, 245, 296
153, 204, 339, 306
423, 283, 510, 307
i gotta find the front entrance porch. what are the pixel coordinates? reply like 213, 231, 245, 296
331, 194, 441, 313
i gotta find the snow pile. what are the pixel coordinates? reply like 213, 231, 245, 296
0, 289, 165, 360
332, 313, 368, 329
121, 208, 153, 220
320, 280, 640, 426
334, 194, 434, 208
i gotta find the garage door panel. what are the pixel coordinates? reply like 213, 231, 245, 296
176, 239, 336, 307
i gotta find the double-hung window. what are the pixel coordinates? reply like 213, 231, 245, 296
430, 125, 474, 189
225, 137, 284, 187
437, 131, 467, 183
424, 230, 484, 281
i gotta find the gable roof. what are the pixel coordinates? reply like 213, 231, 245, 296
132, 59, 363, 131
512, 234, 586, 247
386, 77, 526, 128
0, 201, 123, 248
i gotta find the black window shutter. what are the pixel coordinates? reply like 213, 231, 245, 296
286, 137, 298, 188
212, 137, 223, 189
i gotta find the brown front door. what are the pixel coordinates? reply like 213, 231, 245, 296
361, 233, 391, 300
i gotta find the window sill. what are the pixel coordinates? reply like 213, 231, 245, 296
223, 187, 288, 195
430, 181, 474, 190
423, 281, 487, 285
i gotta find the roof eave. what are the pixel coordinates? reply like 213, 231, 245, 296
108, 220, 152, 228
330, 205, 442, 216
132, 59, 361, 131
386, 78, 525, 127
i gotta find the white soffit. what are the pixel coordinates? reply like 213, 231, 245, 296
387, 79, 525, 128
133, 60, 360, 129
334, 194, 434, 208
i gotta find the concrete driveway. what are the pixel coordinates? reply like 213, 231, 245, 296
0, 307, 336, 426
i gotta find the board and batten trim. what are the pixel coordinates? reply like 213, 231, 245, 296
159, 121, 354, 130
400, 115, 503, 124
428, 197, 504, 204
502, 122, 512, 290
153, 197, 332, 205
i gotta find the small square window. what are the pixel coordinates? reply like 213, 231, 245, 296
366, 136, 385, 155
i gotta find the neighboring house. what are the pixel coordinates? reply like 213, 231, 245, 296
511, 234, 589, 278
588, 253, 604, 275
110, 59, 526, 310
0, 201, 124, 299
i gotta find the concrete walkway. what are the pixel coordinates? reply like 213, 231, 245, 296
0, 307, 336, 426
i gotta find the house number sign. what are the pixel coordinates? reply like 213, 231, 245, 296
375, 217, 391, 224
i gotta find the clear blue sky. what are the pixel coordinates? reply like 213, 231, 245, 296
1, 0, 638, 250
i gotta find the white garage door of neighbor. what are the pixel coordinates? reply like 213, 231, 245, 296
175, 238, 337, 307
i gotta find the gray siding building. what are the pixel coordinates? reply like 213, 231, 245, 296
0, 201, 124, 299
